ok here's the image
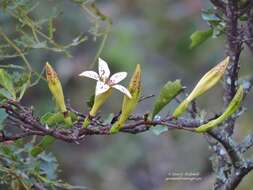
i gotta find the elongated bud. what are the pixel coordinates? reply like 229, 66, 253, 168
187, 57, 229, 102
45, 62, 72, 127
173, 57, 229, 118
46, 62, 66, 111
110, 64, 141, 133
195, 85, 243, 133
172, 99, 189, 118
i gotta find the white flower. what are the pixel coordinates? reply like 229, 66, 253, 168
79, 58, 132, 98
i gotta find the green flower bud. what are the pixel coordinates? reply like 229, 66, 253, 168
173, 57, 229, 118
172, 99, 189, 118
110, 64, 141, 133
31, 63, 72, 157
45, 62, 72, 127
195, 85, 244, 133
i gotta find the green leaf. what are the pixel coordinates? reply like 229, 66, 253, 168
239, 15, 248, 21
40, 152, 58, 180
201, 9, 225, 38
12, 72, 29, 87
30, 136, 55, 157
150, 125, 168, 136
40, 112, 65, 125
201, 9, 220, 25
31, 111, 77, 157
190, 29, 213, 49
0, 69, 16, 99
41, 112, 77, 126
1, 146, 13, 156
151, 80, 182, 119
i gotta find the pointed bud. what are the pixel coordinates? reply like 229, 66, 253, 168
195, 85, 243, 133
187, 57, 229, 102
173, 57, 229, 118
45, 62, 72, 126
172, 99, 189, 118
110, 64, 141, 133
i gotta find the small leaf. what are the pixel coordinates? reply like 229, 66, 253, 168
201, 9, 220, 24
150, 125, 168, 136
190, 29, 213, 49
2, 146, 13, 156
40, 112, 77, 126
30, 136, 55, 157
0, 69, 16, 99
239, 15, 248, 21
151, 80, 182, 119
39, 152, 58, 180
32, 111, 77, 157
41, 112, 64, 125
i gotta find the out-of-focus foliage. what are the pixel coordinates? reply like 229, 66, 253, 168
0, 68, 30, 101
0, 141, 86, 189
0, 69, 16, 99
0, 0, 86, 59
0, 0, 110, 188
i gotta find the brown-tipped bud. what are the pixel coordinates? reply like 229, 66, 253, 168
128, 64, 141, 96
45, 62, 72, 127
110, 64, 141, 133
45, 62, 66, 112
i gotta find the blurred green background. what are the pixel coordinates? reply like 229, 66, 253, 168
1, 0, 253, 189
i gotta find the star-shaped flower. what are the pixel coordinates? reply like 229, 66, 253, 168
79, 58, 132, 98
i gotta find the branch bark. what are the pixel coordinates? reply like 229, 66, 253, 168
0, 100, 199, 143
223, 0, 242, 136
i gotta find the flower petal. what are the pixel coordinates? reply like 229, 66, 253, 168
98, 58, 110, 80
112, 84, 132, 98
109, 72, 127, 85
96, 81, 110, 96
79, 71, 99, 80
